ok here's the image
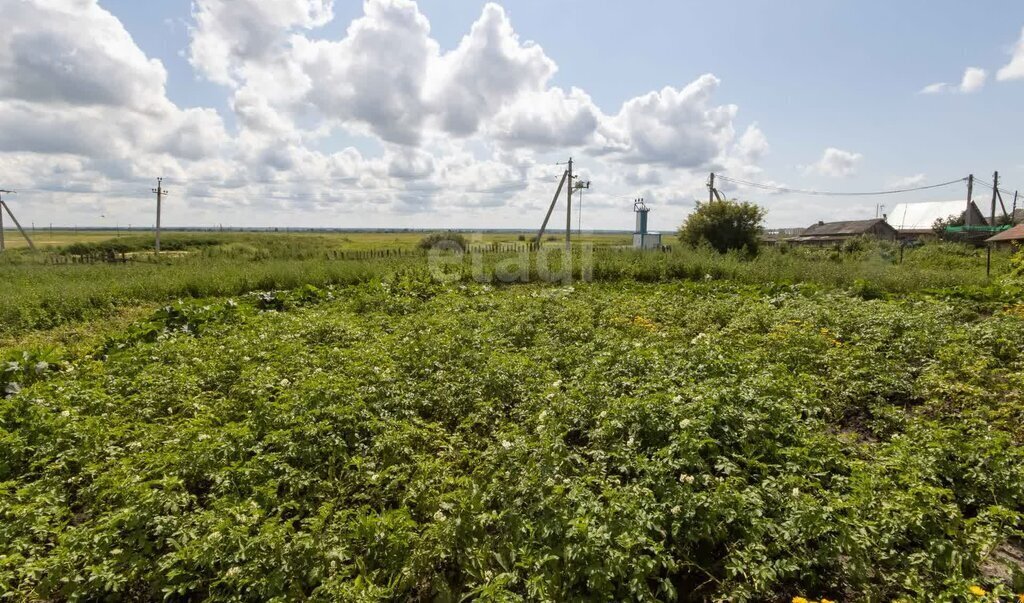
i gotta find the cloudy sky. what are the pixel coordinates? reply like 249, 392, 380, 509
3, 0, 1024, 231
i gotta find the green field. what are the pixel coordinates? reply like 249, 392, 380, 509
1, 233, 1023, 601
0, 229, 632, 251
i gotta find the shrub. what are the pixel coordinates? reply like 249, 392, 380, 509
418, 232, 467, 252
1011, 246, 1024, 279
678, 199, 766, 254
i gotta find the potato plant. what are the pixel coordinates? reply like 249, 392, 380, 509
1, 277, 1023, 601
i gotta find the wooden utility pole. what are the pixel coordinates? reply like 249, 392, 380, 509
966, 174, 974, 226
574, 178, 590, 237
151, 178, 166, 254
565, 157, 573, 254
0, 190, 36, 251
536, 169, 569, 245
991, 171, 999, 227
708, 173, 715, 204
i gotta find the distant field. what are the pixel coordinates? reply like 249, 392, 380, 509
1, 229, 127, 249
0, 229, 633, 251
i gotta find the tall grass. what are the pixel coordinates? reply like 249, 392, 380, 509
0, 236, 1016, 339
591, 243, 1011, 293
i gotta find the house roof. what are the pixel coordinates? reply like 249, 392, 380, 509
801, 218, 893, 237
986, 224, 1024, 243
886, 200, 979, 232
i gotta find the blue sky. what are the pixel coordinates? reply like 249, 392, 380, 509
4, 1, 1024, 230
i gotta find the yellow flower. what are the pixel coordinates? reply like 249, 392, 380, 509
792, 598, 810, 603
968, 585, 987, 597
821, 599, 836, 603
631, 315, 658, 332
1016, 594, 1023, 603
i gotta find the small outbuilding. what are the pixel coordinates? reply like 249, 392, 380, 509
789, 218, 898, 246
632, 198, 662, 249
985, 224, 1024, 248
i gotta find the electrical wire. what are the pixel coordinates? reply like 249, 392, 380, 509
12, 182, 530, 200
968, 178, 1019, 199
715, 174, 968, 197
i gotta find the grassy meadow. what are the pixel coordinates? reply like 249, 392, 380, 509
0, 229, 632, 252
1, 231, 1023, 600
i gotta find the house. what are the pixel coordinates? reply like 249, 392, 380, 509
985, 224, 1024, 248
886, 200, 988, 238
762, 227, 807, 245
788, 218, 898, 246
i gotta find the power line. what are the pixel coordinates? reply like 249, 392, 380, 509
972, 178, 1018, 198
17, 180, 532, 198
715, 174, 968, 197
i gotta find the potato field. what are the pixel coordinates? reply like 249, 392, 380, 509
1, 236, 1024, 601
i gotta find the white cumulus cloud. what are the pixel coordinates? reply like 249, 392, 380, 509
997, 27, 1024, 81
0, 0, 773, 228
889, 174, 926, 188
598, 74, 738, 168
959, 67, 987, 93
189, 0, 334, 85
806, 147, 862, 178
920, 67, 986, 94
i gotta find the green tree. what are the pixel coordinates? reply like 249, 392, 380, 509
678, 199, 766, 253
931, 213, 964, 238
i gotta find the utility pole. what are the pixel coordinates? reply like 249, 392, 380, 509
151, 178, 166, 254
966, 174, 974, 226
536, 168, 569, 245
565, 157, 573, 254
537, 157, 587, 249
0, 190, 36, 251
708, 173, 715, 204
578, 188, 584, 236
575, 178, 590, 237
991, 171, 999, 227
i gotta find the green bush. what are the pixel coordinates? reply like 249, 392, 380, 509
418, 232, 468, 252
678, 199, 766, 254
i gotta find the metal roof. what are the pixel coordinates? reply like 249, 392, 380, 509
801, 218, 893, 237
886, 200, 976, 232
986, 224, 1024, 242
